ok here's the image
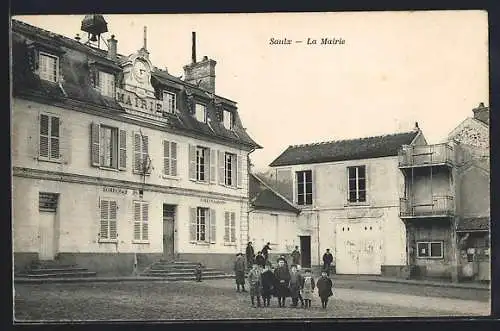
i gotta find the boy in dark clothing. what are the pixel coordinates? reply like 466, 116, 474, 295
274, 258, 290, 308
255, 251, 266, 268
194, 263, 203, 282
260, 264, 277, 307
262, 242, 272, 264
291, 246, 301, 266
317, 270, 333, 309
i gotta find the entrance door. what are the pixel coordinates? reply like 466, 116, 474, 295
39, 211, 56, 260
300, 236, 311, 268
163, 204, 176, 260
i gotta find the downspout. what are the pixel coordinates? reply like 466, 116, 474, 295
246, 147, 256, 245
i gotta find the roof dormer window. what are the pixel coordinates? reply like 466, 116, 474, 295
163, 91, 176, 114
98, 71, 116, 98
195, 103, 207, 123
39, 52, 59, 83
223, 109, 233, 130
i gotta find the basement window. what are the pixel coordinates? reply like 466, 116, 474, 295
39, 192, 59, 212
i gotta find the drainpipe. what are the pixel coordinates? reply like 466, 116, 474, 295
246, 147, 256, 245
316, 210, 320, 274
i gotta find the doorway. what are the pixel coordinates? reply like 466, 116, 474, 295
300, 236, 311, 268
163, 204, 176, 261
38, 192, 59, 261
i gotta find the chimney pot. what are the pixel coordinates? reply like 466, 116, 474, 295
192, 32, 197, 64
75, 33, 81, 41
203, 55, 208, 61
107, 35, 118, 61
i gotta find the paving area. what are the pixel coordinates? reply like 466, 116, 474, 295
13, 278, 490, 321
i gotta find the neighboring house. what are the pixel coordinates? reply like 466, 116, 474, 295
248, 173, 302, 265
11, 16, 261, 275
264, 127, 425, 276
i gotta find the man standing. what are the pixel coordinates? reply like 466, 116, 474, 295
245, 242, 255, 268
322, 249, 334, 276
291, 246, 301, 266
262, 242, 272, 264
234, 253, 247, 292
274, 257, 290, 308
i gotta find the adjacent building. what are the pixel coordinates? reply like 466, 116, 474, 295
11, 16, 261, 275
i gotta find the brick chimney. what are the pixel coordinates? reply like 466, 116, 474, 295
472, 102, 489, 125
183, 32, 216, 93
107, 34, 117, 61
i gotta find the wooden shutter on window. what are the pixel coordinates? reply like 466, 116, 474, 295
133, 201, 141, 240
50, 116, 60, 159
237, 155, 242, 188
210, 209, 216, 244
133, 133, 141, 173
218, 151, 225, 185
163, 140, 170, 175
39, 114, 49, 158
189, 207, 197, 242
230, 212, 236, 243
142, 203, 149, 240
118, 130, 127, 170
204, 149, 211, 183
90, 123, 100, 167
100, 200, 109, 239
224, 212, 230, 242
210, 149, 216, 183
170, 142, 178, 177
142, 135, 150, 174
311, 168, 317, 206
188, 144, 196, 180
109, 201, 117, 239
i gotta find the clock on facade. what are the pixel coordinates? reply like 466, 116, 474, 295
133, 58, 150, 83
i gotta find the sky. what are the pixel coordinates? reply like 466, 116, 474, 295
13, 11, 489, 172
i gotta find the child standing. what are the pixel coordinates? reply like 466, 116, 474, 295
260, 264, 277, 307
194, 263, 203, 282
301, 269, 315, 308
247, 263, 263, 307
316, 270, 333, 309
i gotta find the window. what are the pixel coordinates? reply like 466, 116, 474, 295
190, 207, 216, 243
296, 170, 313, 205
224, 153, 237, 186
348, 166, 366, 203
133, 201, 149, 241
39, 114, 60, 161
90, 123, 126, 170
218, 151, 242, 188
195, 103, 207, 123
100, 199, 117, 241
223, 110, 233, 130
39, 52, 59, 82
196, 207, 208, 242
194, 146, 208, 181
189, 145, 215, 183
39, 192, 59, 212
163, 140, 178, 177
133, 132, 150, 174
163, 91, 176, 114
98, 71, 115, 98
224, 211, 236, 243
417, 241, 443, 259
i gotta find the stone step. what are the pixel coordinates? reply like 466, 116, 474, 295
140, 274, 234, 280
149, 265, 219, 271
21, 271, 97, 278
31, 263, 78, 269
142, 270, 226, 277
26, 267, 89, 274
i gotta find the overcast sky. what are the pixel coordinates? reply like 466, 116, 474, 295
14, 11, 489, 171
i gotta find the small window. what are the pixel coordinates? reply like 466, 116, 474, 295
296, 170, 313, 205
195, 103, 207, 123
39, 52, 59, 82
417, 241, 443, 259
98, 71, 115, 98
223, 110, 233, 130
39, 192, 59, 211
348, 165, 366, 203
163, 91, 176, 114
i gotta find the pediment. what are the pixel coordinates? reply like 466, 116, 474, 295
447, 118, 489, 149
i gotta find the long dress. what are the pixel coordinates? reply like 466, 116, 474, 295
247, 268, 262, 296
261, 269, 277, 298
274, 266, 291, 298
316, 276, 333, 299
301, 275, 315, 300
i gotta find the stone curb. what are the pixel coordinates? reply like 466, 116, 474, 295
14, 275, 235, 284
366, 278, 490, 290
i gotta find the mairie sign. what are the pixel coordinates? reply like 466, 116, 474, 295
116, 88, 163, 114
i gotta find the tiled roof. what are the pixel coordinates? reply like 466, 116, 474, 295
457, 217, 490, 232
269, 131, 420, 167
11, 19, 261, 149
249, 174, 300, 214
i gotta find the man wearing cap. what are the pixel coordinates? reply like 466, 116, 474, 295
234, 253, 247, 292
245, 242, 255, 268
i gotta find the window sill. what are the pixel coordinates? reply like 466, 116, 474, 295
224, 242, 237, 246
37, 157, 62, 164
162, 175, 180, 180
344, 202, 370, 208
98, 239, 118, 244
133, 171, 152, 176
132, 240, 150, 244
190, 179, 211, 185
190, 241, 211, 246
416, 256, 444, 260
221, 184, 239, 190
99, 166, 120, 172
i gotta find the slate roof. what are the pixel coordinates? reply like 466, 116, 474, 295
457, 217, 490, 232
249, 174, 300, 214
269, 131, 420, 167
11, 19, 261, 149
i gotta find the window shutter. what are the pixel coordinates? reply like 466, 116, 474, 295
133, 133, 141, 173
210, 209, 216, 244
100, 200, 109, 239
50, 116, 60, 159
163, 140, 170, 175
90, 123, 100, 167
224, 212, 230, 242
109, 201, 117, 239
142, 135, 150, 174
188, 144, 196, 180
210, 149, 216, 183
218, 151, 225, 185
133, 201, 141, 240
311, 168, 316, 206
232, 155, 238, 187
230, 212, 236, 243
170, 142, 178, 177
189, 207, 197, 242
118, 130, 127, 170
39, 114, 49, 158
236, 155, 243, 188
204, 149, 211, 183
142, 203, 149, 240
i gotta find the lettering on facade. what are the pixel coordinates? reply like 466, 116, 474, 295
200, 198, 227, 204
102, 186, 128, 194
116, 88, 163, 114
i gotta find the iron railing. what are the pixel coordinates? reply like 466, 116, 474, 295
398, 144, 454, 168
400, 195, 455, 217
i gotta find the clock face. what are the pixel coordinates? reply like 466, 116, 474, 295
133, 59, 149, 83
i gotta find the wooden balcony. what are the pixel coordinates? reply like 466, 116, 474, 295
400, 195, 455, 218
398, 144, 454, 169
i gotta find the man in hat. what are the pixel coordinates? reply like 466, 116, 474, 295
273, 257, 290, 307
245, 242, 255, 269
234, 253, 247, 292
322, 249, 334, 276
291, 246, 301, 266
262, 242, 272, 264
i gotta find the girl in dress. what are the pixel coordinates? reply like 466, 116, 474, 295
301, 269, 315, 308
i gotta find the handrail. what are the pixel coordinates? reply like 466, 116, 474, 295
400, 195, 454, 217
398, 144, 454, 167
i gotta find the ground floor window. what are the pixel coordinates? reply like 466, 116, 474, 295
190, 207, 216, 243
100, 199, 117, 240
416, 241, 443, 259
133, 201, 149, 241
196, 207, 208, 242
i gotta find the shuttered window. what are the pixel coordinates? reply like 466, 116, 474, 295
39, 52, 59, 82
133, 132, 150, 174
224, 211, 236, 243
189, 145, 210, 182
133, 201, 149, 241
39, 114, 60, 161
163, 91, 176, 114
190, 207, 216, 244
100, 199, 117, 240
163, 140, 178, 177
90, 123, 126, 170
98, 71, 115, 98
195, 103, 207, 123
39, 192, 59, 212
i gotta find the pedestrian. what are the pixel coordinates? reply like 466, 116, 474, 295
255, 251, 266, 268
288, 265, 304, 307
316, 270, 333, 309
291, 246, 301, 266
194, 262, 203, 282
273, 257, 290, 308
245, 242, 255, 269
277, 254, 288, 268
322, 249, 334, 276
260, 263, 277, 307
234, 253, 247, 292
301, 269, 315, 308
262, 242, 272, 264
296, 264, 305, 307
247, 263, 263, 307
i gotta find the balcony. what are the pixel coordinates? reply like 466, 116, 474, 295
400, 195, 455, 218
398, 144, 454, 169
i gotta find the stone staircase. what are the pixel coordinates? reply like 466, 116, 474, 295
140, 260, 234, 280
16, 260, 97, 279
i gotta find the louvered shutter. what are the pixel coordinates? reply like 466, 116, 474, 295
311, 168, 317, 206
118, 130, 127, 170
170, 142, 178, 177
39, 114, 49, 158
188, 144, 196, 180
100, 200, 109, 239
230, 212, 236, 243
210, 209, 216, 244
210, 149, 216, 183
230, 155, 237, 187
109, 201, 117, 239
189, 207, 197, 242
133, 201, 141, 240
163, 140, 170, 175
218, 151, 225, 185
236, 155, 242, 188
50, 116, 60, 159
90, 123, 100, 167
133, 133, 141, 173
224, 212, 230, 242
142, 203, 149, 240
204, 149, 210, 183
142, 135, 150, 174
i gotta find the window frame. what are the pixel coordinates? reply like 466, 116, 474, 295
224, 211, 237, 245
163, 91, 177, 114
133, 200, 150, 244
224, 152, 237, 187
195, 103, 207, 123
162, 139, 179, 179
38, 112, 61, 163
196, 207, 209, 243
296, 170, 313, 206
196, 146, 208, 182
133, 132, 151, 175
38, 51, 59, 83
223, 109, 233, 130
98, 71, 116, 98
416, 241, 444, 259
99, 198, 118, 243
100, 125, 119, 170
347, 165, 367, 204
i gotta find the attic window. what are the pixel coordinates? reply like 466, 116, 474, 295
223, 110, 233, 130
98, 71, 115, 97
195, 103, 207, 123
163, 91, 176, 113
39, 52, 59, 83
